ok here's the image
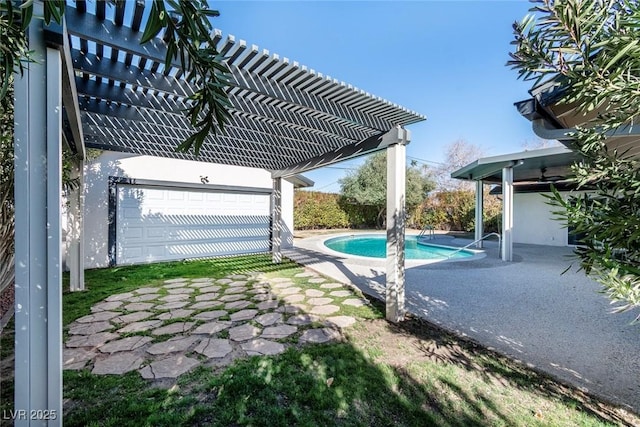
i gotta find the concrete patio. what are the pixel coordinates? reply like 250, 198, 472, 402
286, 232, 640, 414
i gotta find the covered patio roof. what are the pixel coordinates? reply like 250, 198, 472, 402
61, 1, 425, 174
450, 146, 581, 184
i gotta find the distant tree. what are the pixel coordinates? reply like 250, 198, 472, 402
434, 139, 485, 191
339, 151, 435, 228
509, 0, 640, 321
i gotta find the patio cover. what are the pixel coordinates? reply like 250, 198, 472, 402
451, 146, 582, 261
13, 1, 425, 423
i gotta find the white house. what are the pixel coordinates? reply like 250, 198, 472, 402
69, 151, 307, 269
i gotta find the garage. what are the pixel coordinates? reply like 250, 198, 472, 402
109, 178, 272, 265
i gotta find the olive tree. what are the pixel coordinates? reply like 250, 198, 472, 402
509, 0, 640, 321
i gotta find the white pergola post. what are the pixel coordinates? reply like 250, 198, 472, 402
271, 177, 282, 263
68, 158, 85, 291
501, 166, 514, 261
14, 12, 64, 425
386, 142, 406, 323
475, 180, 484, 249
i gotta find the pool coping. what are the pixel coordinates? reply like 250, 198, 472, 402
311, 231, 486, 268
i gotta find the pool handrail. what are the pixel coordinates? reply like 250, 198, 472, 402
442, 233, 502, 259
418, 224, 435, 239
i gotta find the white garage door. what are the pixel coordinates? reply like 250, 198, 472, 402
115, 183, 271, 265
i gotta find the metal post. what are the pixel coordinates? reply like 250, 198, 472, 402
475, 180, 484, 249
13, 8, 64, 423
271, 177, 282, 263
386, 142, 406, 323
502, 166, 514, 261
68, 158, 85, 291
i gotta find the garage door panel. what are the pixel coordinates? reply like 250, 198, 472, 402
116, 184, 271, 265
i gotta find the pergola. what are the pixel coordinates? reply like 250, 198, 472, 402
13, 1, 425, 423
451, 146, 581, 261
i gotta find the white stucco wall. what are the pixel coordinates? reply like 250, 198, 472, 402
513, 192, 569, 246
81, 151, 294, 268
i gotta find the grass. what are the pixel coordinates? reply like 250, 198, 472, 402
1, 254, 638, 426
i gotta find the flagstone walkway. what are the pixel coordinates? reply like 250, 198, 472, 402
63, 271, 366, 380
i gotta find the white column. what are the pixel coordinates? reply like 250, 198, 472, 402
386, 143, 406, 323
14, 12, 64, 425
475, 180, 484, 249
502, 167, 514, 261
271, 177, 282, 263
68, 158, 85, 291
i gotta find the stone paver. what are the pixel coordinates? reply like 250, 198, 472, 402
69, 321, 113, 335
216, 278, 233, 284
308, 277, 326, 284
309, 305, 340, 315
257, 300, 279, 310
152, 322, 195, 336
156, 309, 195, 321
112, 311, 155, 324
195, 293, 219, 302
305, 289, 325, 297
164, 282, 188, 289
139, 355, 200, 379
190, 301, 222, 310
106, 292, 134, 302
287, 314, 321, 325
199, 285, 222, 294
229, 324, 261, 342
254, 312, 282, 326
225, 300, 251, 310
277, 287, 302, 295
93, 353, 144, 375
123, 302, 155, 312
329, 290, 352, 298
224, 286, 247, 295
229, 309, 258, 322
66, 332, 119, 348
325, 316, 357, 328
164, 278, 188, 284
269, 277, 291, 284
190, 282, 215, 288
241, 339, 285, 356
63, 348, 96, 370
147, 336, 200, 355
342, 298, 366, 307
272, 282, 295, 289
294, 272, 317, 278
117, 320, 162, 334
283, 294, 305, 303
320, 283, 343, 289
276, 304, 306, 314
261, 325, 297, 339
191, 278, 214, 283
193, 310, 228, 321
167, 287, 195, 295
194, 338, 233, 358
159, 294, 189, 303
91, 301, 123, 312
219, 294, 244, 302
156, 301, 190, 310
192, 321, 232, 335
76, 311, 120, 323
307, 297, 333, 306
251, 293, 273, 302
128, 294, 159, 303
229, 275, 248, 280
299, 328, 341, 344
99, 336, 154, 353
135, 287, 160, 294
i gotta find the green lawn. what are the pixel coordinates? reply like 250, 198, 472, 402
1, 254, 637, 426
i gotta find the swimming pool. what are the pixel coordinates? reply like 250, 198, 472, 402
324, 235, 474, 260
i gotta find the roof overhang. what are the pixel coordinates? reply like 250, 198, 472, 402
515, 77, 640, 159
51, 1, 425, 175
451, 146, 581, 184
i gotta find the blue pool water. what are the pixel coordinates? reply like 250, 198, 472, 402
324, 235, 473, 260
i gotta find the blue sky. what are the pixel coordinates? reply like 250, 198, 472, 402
214, 1, 538, 192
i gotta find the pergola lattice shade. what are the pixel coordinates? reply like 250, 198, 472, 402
64, 1, 425, 172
